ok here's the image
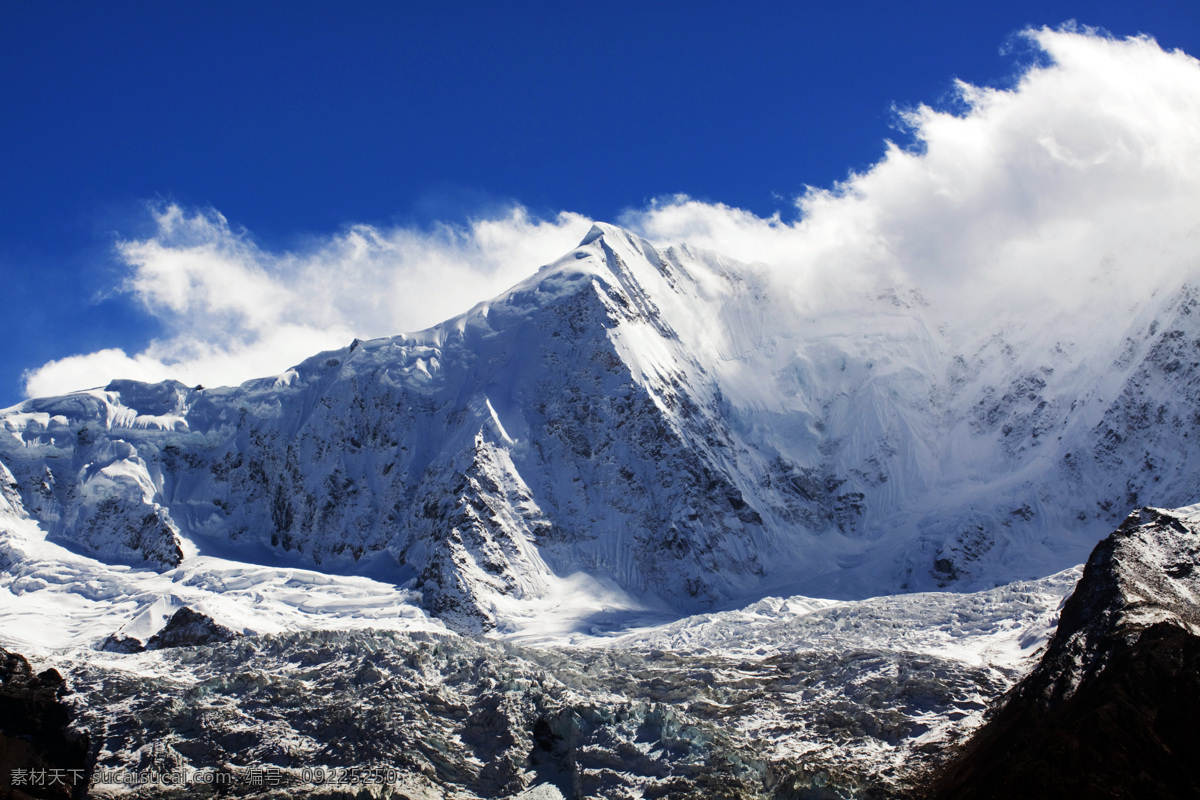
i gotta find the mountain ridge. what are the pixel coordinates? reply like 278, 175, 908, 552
3, 222, 1200, 630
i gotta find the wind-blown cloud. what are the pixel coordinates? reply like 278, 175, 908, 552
23, 206, 592, 397
23, 26, 1200, 397
623, 27, 1200, 337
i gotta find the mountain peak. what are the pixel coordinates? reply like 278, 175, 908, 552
579, 221, 627, 247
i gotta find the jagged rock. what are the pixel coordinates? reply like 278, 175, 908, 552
99, 634, 145, 654
72, 496, 184, 569
928, 506, 1200, 800
145, 607, 238, 650
0, 648, 90, 800
0, 460, 24, 516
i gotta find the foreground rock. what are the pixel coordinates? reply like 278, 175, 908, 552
0, 648, 90, 800
928, 506, 1200, 799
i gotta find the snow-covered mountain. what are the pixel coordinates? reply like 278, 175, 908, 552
2, 222, 1200, 631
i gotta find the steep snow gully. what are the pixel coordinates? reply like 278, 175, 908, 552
2, 224, 1199, 797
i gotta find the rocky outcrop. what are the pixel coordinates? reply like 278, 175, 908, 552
99, 634, 146, 654
100, 607, 238, 653
145, 607, 239, 650
928, 506, 1200, 800
0, 648, 90, 800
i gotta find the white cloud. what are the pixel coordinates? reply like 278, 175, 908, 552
622, 28, 1200, 338
23, 205, 592, 397
24, 26, 1200, 397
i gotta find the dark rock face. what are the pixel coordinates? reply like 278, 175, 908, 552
73, 496, 185, 571
99, 634, 145, 654
928, 507, 1200, 800
0, 648, 90, 800
145, 607, 239, 650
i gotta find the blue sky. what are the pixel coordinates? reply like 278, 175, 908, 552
3, 1, 1200, 407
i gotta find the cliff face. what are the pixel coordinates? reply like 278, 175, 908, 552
929, 506, 1200, 800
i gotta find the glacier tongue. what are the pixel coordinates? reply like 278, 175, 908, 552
4, 223, 1200, 627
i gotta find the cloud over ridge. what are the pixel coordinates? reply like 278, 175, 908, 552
24, 26, 1200, 398
625, 28, 1200, 327
24, 206, 592, 397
